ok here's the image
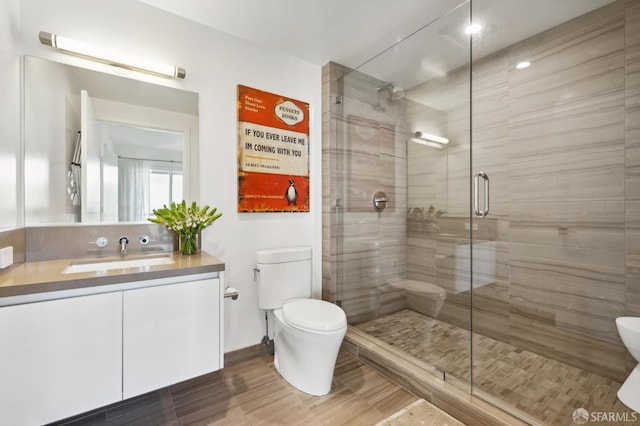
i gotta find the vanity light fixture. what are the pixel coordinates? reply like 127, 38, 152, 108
516, 61, 531, 69
414, 131, 449, 145
410, 132, 449, 149
410, 138, 444, 149
39, 31, 186, 79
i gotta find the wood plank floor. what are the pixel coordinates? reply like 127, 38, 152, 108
50, 350, 459, 425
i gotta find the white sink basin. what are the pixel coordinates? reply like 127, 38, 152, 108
63, 255, 174, 274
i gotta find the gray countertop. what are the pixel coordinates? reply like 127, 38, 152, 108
0, 251, 225, 298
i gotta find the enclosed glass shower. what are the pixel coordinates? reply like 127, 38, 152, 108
323, 0, 639, 424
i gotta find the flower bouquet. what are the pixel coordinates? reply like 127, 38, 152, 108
149, 200, 222, 255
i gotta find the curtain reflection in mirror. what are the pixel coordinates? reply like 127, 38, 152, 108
118, 158, 182, 222
118, 158, 149, 222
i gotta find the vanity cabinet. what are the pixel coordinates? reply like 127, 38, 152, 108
0, 272, 223, 426
0, 292, 123, 426
123, 277, 221, 398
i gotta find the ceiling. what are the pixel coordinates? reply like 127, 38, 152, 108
138, 0, 613, 89
103, 122, 183, 162
137, 0, 464, 70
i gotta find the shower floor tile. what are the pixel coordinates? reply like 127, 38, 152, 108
355, 309, 631, 426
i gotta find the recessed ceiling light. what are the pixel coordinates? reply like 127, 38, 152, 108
516, 61, 531, 69
465, 23, 482, 35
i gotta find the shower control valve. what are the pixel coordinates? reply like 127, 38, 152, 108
373, 191, 389, 211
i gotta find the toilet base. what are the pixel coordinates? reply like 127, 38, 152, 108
273, 308, 346, 396
618, 364, 640, 412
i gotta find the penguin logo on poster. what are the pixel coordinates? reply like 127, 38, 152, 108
285, 180, 298, 205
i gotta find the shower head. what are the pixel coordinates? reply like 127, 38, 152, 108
376, 82, 405, 101
376, 82, 396, 93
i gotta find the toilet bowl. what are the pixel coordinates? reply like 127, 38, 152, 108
255, 247, 347, 396
616, 317, 640, 412
273, 299, 346, 396
388, 278, 446, 318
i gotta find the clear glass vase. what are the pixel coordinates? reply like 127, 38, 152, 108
178, 233, 198, 255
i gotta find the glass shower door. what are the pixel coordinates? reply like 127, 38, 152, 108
332, 1, 474, 391
469, 0, 632, 424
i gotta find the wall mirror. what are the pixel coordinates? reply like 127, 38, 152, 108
23, 56, 199, 225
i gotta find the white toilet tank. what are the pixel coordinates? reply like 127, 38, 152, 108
256, 247, 312, 310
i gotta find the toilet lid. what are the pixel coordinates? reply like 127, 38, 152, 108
282, 299, 347, 332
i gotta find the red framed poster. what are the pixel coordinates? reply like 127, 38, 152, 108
237, 85, 310, 212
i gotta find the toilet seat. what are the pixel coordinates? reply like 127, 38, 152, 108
282, 299, 346, 332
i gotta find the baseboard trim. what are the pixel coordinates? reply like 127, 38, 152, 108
224, 342, 271, 367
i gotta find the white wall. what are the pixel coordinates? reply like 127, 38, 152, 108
19, 0, 322, 352
24, 56, 81, 223
0, 0, 20, 229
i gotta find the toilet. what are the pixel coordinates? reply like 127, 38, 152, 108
616, 317, 640, 412
387, 278, 446, 318
256, 247, 347, 396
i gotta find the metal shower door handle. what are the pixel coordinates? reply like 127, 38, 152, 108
473, 172, 489, 217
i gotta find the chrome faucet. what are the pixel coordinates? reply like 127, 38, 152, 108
118, 236, 129, 254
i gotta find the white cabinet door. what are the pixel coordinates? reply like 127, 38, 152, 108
123, 278, 220, 398
0, 292, 122, 426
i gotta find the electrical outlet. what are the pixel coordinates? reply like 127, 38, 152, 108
0, 246, 13, 269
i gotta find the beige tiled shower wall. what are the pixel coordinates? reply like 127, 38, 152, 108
322, 62, 408, 323
625, 0, 640, 372
323, 0, 640, 383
